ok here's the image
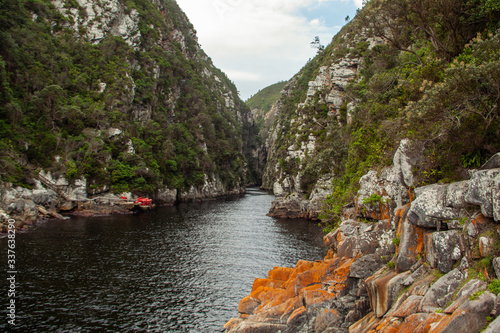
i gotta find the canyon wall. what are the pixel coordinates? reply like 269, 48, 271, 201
0, 0, 259, 228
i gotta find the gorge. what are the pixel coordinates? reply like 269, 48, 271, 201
2, 0, 500, 332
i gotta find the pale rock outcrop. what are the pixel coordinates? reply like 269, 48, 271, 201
355, 139, 416, 221
424, 230, 465, 273
407, 184, 468, 229
156, 188, 177, 205
466, 168, 500, 220
178, 174, 244, 202
419, 269, 466, 313
52, 0, 141, 49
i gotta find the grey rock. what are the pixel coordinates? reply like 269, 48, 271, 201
431, 291, 496, 333
484, 315, 500, 333
419, 268, 465, 312
313, 308, 342, 333
444, 279, 487, 314
393, 139, 414, 186
465, 168, 500, 218
444, 180, 470, 209
493, 173, 500, 221
349, 254, 383, 279
335, 220, 394, 259
425, 230, 464, 273
396, 212, 424, 273
366, 270, 411, 317
492, 293, 500, 317
408, 183, 468, 228
481, 153, 500, 170
493, 257, 500, 279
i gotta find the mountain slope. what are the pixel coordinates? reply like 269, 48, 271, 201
261, 0, 500, 223
0, 0, 257, 203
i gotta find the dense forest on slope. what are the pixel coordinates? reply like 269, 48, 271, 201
0, 0, 258, 198
246, 81, 287, 113
262, 0, 500, 228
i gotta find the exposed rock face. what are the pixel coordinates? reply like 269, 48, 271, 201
226, 150, 500, 333
52, 0, 142, 48
177, 174, 244, 202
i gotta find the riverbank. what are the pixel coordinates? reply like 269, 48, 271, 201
0, 188, 324, 332
225, 150, 500, 333
0, 170, 247, 233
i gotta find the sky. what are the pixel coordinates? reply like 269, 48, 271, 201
175, 0, 363, 100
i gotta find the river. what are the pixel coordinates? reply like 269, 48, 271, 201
1, 188, 326, 332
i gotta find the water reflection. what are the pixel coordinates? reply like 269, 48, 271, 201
1, 188, 325, 332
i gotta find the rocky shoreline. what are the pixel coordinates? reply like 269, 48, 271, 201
0, 170, 245, 233
225, 146, 500, 333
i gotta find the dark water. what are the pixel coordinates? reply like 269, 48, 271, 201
1, 188, 326, 332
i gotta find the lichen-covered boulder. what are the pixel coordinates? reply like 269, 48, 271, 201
465, 168, 500, 220
429, 291, 496, 333
365, 269, 411, 317
396, 205, 426, 272
424, 230, 465, 273
408, 184, 467, 229
419, 269, 466, 313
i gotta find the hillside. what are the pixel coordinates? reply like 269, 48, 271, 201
0, 0, 259, 215
226, 0, 500, 332
261, 0, 500, 224
246, 81, 287, 113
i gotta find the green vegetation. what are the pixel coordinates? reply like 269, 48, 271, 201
362, 193, 383, 205
246, 81, 287, 113
0, 0, 258, 196
488, 279, 500, 294
263, 0, 500, 230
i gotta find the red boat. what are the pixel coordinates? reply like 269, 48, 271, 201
134, 197, 152, 206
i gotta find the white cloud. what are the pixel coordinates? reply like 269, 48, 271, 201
176, 0, 358, 99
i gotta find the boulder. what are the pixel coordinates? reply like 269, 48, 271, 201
396, 207, 426, 272
419, 269, 466, 312
365, 269, 410, 317
444, 279, 487, 314
156, 187, 177, 205
391, 295, 424, 318
425, 230, 465, 273
493, 173, 500, 221
483, 315, 500, 333
348, 254, 383, 279
429, 291, 496, 333
335, 220, 394, 259
408, 184, 466, 229
493, 257, 500, 279
481, 152, 500, 170
444, 181, 470, 209
479, 236, 496, 258
465, 168, 500, 219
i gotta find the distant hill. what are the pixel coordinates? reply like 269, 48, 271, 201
246, 81, 287, 113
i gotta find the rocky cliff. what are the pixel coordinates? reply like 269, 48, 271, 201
260, 0, 500, 223
225, 147, 500, 333
228, 0, 500, 331
0, 0, 259, 228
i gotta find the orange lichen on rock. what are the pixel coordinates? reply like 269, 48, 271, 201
267, 266, 294, 281
322, 256, 356, 296
287, 306, 306, 325
303, 289, 335, 307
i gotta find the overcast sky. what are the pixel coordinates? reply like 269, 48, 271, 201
176, 0, 363, 100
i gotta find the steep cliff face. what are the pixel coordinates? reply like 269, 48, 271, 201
261, 26, 383, 220
227, 0, 500, 332
0, 0, 257, 222
226, 147, 500, 333
261, 0, 500, 223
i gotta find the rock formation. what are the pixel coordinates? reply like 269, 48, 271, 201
226, 149, 500, 333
